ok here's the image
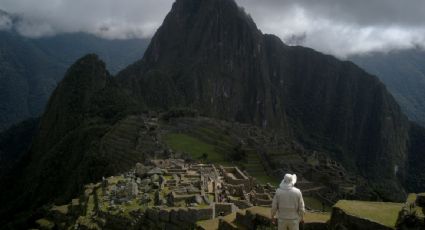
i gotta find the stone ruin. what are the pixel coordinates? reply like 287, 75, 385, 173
35, 159, 280, 229
36, 157, 412, 230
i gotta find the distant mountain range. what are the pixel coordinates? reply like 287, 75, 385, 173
0, 13, 149, 131
350, 49, 425, 127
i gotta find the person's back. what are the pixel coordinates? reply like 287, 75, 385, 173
271, 174, 305, 230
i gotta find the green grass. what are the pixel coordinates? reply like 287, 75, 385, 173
248, 206, 330, 223
334, 200, 403, 228
406, 193, 424, 218
253, 174, 279, 186
51, 204, 69, 215
36, 218, 55, 229
407, 193, 417, 203
164, 132, 278, 185
304, 197, 331, 212
305, 212, 331, 223
122, 199, 143, 217
164, 133, 226, 163
240, 149, 278, 186
86, 195, 95, 215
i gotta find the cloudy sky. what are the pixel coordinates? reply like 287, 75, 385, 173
0, 0, 424, 57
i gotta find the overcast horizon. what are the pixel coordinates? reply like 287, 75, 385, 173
1, 0, 425, 58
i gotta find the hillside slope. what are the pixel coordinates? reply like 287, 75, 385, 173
0, 55, 142, 228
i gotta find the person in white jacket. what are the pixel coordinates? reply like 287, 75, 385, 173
271, 174, 305, 230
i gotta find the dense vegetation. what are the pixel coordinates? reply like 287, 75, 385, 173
0, 55, 142, 228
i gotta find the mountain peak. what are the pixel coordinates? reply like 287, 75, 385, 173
34, 54, 110, 152
118, 0, 410, 201
139, 0, 261, 67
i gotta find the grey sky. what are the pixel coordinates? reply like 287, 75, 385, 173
0, 0, 424, 57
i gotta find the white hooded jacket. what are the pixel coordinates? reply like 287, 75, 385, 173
271, 174, 305, 220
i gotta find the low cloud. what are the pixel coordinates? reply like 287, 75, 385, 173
0, 11, 12, 30
0, 0, 174, 39
1, 0, 425, 57
236, 0, 425, 57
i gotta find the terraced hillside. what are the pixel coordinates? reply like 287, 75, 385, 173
100, 116, 153, 172
160, 116, 362, 209
162, 117, 277, 185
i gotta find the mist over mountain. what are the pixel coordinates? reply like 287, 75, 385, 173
0, 24, 149, 131
350, 49, 425, 127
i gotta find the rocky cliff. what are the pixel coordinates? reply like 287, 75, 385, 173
118, 0, 409, 200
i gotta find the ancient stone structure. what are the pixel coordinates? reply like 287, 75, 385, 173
35, 158, 419, 230
35, 159, 280, 229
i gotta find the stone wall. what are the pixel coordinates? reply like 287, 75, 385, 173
143, 206, 214, 229
228, 197, 252, 209
215, 203, 238, 217
221, 166, 251, 190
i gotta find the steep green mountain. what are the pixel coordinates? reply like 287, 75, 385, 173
0, 26, 149, 131
118, 0, 409, 200
0, 54, 142, 228
350, 49, 425, 127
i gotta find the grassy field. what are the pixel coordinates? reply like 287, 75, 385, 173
248, 206, 330, 223
164, 132, 277, 185
304, 196, 331, 212
334, 200, 403, 228
164, 133, 227, 163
